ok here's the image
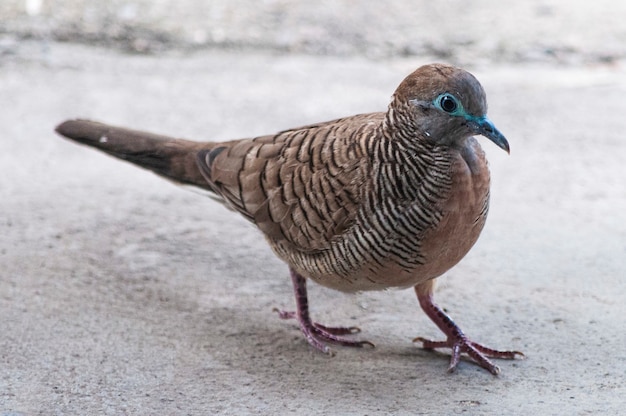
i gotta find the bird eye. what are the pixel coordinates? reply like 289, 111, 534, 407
439, 95, 458, 113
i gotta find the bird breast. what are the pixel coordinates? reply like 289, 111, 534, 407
277, 136, 491, 293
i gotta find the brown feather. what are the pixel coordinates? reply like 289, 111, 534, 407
56, 64, 506, 293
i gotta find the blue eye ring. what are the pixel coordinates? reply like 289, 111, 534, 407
438, 94, 458, 113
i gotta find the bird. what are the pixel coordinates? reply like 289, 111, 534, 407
55, 63, 523, 375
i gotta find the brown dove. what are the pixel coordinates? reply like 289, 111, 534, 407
55, 63, 523, 374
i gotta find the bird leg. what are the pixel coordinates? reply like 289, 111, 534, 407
274, 269, 375, 354
413, 281, 523, 375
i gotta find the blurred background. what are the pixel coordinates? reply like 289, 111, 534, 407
1, 0, 624, 65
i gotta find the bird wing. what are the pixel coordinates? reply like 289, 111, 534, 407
196, 113, 384, 252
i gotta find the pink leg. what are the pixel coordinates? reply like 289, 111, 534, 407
274, 269, 375, 354
413, 282, 524, 375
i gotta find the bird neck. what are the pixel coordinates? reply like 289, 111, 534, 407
366, 123, 451, 208
380, 101, 446, 163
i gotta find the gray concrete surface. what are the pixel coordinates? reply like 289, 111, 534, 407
1, 2, 626, 415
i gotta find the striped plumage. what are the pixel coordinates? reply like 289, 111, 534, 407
56, 63, 522, 374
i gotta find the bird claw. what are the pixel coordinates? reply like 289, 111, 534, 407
413, 335, 524, 375
273, 308, 374, 352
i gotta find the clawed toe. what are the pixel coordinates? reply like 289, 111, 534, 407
309, 324, 375, 350
314, 323, 361, 336
273, 307, 374, 353
413, 335, 523, 375
273, 308, 361, 335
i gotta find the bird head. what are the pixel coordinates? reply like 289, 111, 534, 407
392, 63, 509, 153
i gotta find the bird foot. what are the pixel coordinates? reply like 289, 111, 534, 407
415, 284, 524, 375
273, 308, 375, 354
279, 269, 375, 354
413, 335, 524, 375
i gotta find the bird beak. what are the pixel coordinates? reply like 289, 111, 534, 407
467, 116, 510, 154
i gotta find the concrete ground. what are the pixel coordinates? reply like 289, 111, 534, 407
1, 2, 625, 415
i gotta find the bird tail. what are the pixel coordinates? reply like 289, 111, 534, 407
55, 119, 214, 191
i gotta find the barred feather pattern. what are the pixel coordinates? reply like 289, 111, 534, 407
290, 114, 457, 290
199, 97, 477, 292
55, 64, 494, 294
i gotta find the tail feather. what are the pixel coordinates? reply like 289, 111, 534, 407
55, 119, 213, 190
